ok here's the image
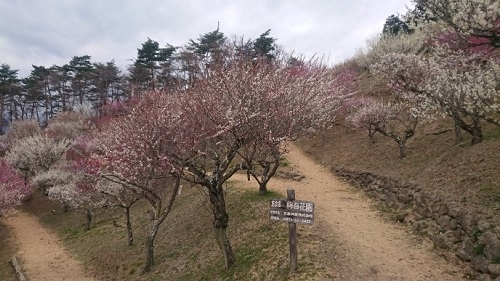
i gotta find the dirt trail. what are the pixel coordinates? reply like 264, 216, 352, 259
232, 144, 467, 280
5, 211, 96, 281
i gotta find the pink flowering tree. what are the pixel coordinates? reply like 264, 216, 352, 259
91, 92, 191, 273
348, 97, 422, 159
89, 50, 355, 271
70, 136, 143, 246
0, 160, 31, 218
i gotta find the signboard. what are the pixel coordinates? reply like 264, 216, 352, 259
270, 198, 314, 225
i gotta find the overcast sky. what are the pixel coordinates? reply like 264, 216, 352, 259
0, 0, 414, 78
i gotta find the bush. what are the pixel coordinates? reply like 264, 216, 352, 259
45, 111, 93, 141
4, 120, 42, 146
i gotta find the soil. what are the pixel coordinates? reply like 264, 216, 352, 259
4, 211, 96, 281
4, 142, 472, 280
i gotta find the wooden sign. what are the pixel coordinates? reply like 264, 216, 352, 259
269, 198, 314, 225
270, 189, 315, 274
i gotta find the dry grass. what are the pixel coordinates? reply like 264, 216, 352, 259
0, 221, 16, 281
19, 183, 336, 281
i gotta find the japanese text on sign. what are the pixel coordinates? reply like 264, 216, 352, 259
269, 199, 314, 225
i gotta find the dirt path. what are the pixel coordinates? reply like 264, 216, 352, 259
232, 144, 467, 280
5, 211, 96, 281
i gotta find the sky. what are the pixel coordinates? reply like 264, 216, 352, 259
0, 0, 414, 78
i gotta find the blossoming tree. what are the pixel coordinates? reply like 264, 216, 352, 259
373, 48, 499, 144
92, 92, 190, 272
174, 53, 352, 269
0, 160, 30, 218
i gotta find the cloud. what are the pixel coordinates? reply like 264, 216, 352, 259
0, 0, 413, 77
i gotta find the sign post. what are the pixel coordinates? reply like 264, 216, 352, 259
287, 189, 298, 274
270, 189, 315, 275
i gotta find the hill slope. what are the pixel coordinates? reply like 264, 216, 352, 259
296, 119, 500, 279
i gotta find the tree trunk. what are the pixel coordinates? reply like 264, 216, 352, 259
470, 118, 483, 145
143, 219, 160, 273
398, 141, 406, 159
453, 115, 483, 145
125, 206, 134, 246
454, 119, 463, 144
257, 156, 280, 195
142, 177, 180, 273
208, 182, 235, 269
84, 209, 93, 231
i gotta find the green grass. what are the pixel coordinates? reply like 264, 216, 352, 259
279, 157, 290, 167
474, 244, 485, 255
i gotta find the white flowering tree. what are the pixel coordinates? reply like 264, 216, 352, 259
413, 0, 500, 52
6, 135, 70, 180
238, 63, 356, 194
44, 174, 107, 231
373, 48, 499, 144
174, 53, 351, 269
44, 111, 92, 142
4, 119, 42, 146
0, 160, 31, 218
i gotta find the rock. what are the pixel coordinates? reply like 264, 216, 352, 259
397, 193, 412, 204
488, 264, 500, 278
478, 220, 492, 232
437, 215, 451, 229
457, 238, 476, 261
449, 218, 459, 230
460, 214, 478, 234
481, 232, 500, 260
433, 234, 451, 250
477, 274, 493, 281
471, 256, 490, 273
447, 203, 461, 218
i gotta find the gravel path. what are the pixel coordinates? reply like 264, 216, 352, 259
5, 211, 96, 281
232, 144, 468, 280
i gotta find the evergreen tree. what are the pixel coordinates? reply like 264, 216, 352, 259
132, 38, 177, 90
0, 64, 20, 134
68, 55, 95, 107
383, 14, 410, 35
253, 29, 276, 60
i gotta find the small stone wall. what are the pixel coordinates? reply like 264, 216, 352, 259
334, 167, 500, 281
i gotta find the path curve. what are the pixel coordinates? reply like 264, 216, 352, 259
5, 211, 96, 281
231, 144, 467, 280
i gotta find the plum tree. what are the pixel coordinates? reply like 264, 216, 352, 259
0, 160, 30, 218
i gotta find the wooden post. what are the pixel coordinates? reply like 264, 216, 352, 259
287, 189, 298, 274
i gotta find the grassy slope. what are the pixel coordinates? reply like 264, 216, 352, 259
20, 182, 337, 281
0, 221, 16, 281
